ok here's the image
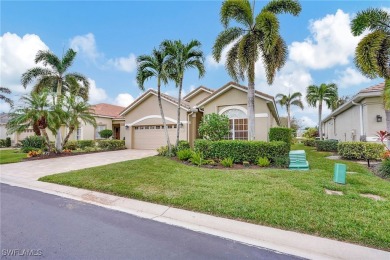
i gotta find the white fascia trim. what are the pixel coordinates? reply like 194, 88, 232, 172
184, 87, 213, 101
92, 114, 114, 119
126, 115, 188, 126
255, 113, 268, 118
218, 106, 247, 115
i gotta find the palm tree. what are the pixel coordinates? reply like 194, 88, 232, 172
136, 48, 173, 154
0, 87, 13, 107
6, 91, 64, 152
331, 95, 350, 111
351, 8, 390, 132
275, 92, 304, 128
21, 48, 89, 152
213, 0, 301, 140
162, 39, 205, 146
306, 83, 338, 140
62, 95, 96, 147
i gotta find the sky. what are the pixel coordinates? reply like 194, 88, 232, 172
1, 0, 388, 128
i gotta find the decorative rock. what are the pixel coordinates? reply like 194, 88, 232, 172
360, 194, 384, 201
325, 189, 343, 195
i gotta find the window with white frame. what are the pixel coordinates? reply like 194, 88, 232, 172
95, 125, 106, 139
222, 108, 248, 140
76, 127, 82, 140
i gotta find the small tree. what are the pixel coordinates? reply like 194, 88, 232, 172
198, 113, 229, 141
99, 129, 113, 139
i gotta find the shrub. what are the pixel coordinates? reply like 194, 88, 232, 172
20, 136, 45, 150
303, 138, 316, 147
198, 113, 229, 141
176, 140, 190, 152
5, 137, 11, 147
258, 157, 270, 167
338, 142, 384, 160
221, 157, 234, 167
316, 139, 338, 152
0, 139, 6, 148
64, 141, 78, 150
243, 161, 250, 167
190, 151, 205, 166
269, 127, 293, 148
27, 149, 42, 157
303, 127, 319, 138
177, 149, 192, 161
377, 159, 390, 178
77, 140, 95, 149
194, 139, 289, 163
21, 146, 40, 153
272, 156, 289, 168
99, 129, 113, 139
157, 145, 175, 156
97, 140, 125, 150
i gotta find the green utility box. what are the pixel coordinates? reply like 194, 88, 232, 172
333, 163, 346, 184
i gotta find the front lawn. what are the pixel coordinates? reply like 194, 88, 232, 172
40, 144, 390, 250
0, 149, 27, 164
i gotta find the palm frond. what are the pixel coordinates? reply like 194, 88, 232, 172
61, 49, 77, 73
220, 0, 253, 28
262, 0, 302, 16
255, 11, 279, 54
291, 99, 304, 110
212, 27, 243, 62
35, 50, 61, 72
225, 41, 243, 82
21, 67, 52, 88
351, 8, 390, 36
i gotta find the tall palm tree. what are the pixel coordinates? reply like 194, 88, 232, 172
0, 87, 13, 107
331, 95, 350, 111
306, 83, 338, 140
275, 92, 304, 128
62, 95, 96, 147
137, 48, 173, 154
21, 48, 89, 152
6, 91, 64, 152
351, 8, 390, 132
162, 39, 205, 146
213, 0, 301, 140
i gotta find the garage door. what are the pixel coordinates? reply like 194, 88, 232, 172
133, 125, 178, 150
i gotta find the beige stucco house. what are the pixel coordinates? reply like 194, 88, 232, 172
1, 103, 125, 146
322, 82, 385, 142
120, 82, 280, 149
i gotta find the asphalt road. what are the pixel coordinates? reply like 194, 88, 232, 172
1, 184, 301, 260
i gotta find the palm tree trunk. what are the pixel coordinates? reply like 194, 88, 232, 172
33, 120, 41, 136
287, 105, 291, 128
62, 125, 75, 148
176, 79, 183, 147
157, 79, 172, 154
40, 128, 51, 153
247, 62, 256, 140
318, 103, 323, 140
55, 78, 63, 153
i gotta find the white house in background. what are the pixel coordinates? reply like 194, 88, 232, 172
321, 82, 385, 142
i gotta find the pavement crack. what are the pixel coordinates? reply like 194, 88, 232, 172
152, 206, 171, 219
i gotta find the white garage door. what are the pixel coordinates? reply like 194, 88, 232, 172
133, 125, 177, 150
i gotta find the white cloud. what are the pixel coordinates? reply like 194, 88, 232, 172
335, 67, 370, 88
0, 102, 11, 113
70, 33, 101, 62
300, 116, 317, 128
88, 78, 108, 104
107, 53, 137, 73
289, 9, 362, 69
114, 93, 135, 107
0, 33, 49, 93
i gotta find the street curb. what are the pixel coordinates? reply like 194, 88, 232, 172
1, 179, 388, 260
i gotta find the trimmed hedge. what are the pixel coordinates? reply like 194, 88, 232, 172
77, 140, 95, 149
338, 142, 384, 160
0, 139, 6, 148
97, 140, 125, 150
316, 139, 338, 152
194, 139, 289, 163
64, 141, 78, 150
303, 138, 316, 147
176, 140, 190, 152
269, 127, 293, 148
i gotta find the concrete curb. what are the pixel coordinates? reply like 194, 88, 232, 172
1, 179, 388, 260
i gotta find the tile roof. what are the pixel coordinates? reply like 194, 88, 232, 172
183, 86, 214, 101
160, 91, 191, 109
359, 82, 385, 93
90, 103, 125, 119
0, 113, 9, 124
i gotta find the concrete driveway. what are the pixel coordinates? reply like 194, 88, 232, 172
0, 149, 156, 183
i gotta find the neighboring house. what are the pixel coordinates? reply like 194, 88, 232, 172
120, 81, 280, 149
1, 103, 125, 145
322, 82, 385, 142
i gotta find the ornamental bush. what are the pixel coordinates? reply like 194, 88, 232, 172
377, 159, 390, 178
20, 136, 45, 150
316, 139, 338, 152
269, 127, 293, 148
77, 140, 95, 149
99, 129, 113, 139
194, 139, 289, 163
5, 137, 11, 147
64, 140, 78, 150
198, 113, 229, 141
176, 140, 190, 151
0, 139, 6, 148
338, 142, 384, 160
97, 140, 125, 150
303, 138, 316, 147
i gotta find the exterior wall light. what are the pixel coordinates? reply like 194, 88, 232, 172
376, 115, 382, 122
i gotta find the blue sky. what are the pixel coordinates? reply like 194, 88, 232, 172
1, 0, 387, 127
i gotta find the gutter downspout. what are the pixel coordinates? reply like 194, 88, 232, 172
352, 100, 364, 139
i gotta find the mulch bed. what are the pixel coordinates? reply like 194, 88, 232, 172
23, 149, 125, 161
170, 157, 275, 170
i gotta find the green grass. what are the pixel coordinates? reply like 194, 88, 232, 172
0, 149, 27, 164
40, 144, 390, 250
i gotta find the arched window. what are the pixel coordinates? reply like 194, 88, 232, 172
222, 108, 248, 140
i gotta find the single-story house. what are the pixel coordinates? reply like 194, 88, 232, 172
322, 82, 385, 142
120, 81, 280, 149
1, 103, 125, 145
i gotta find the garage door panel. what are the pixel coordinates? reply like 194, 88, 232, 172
133, 126, 182, 150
